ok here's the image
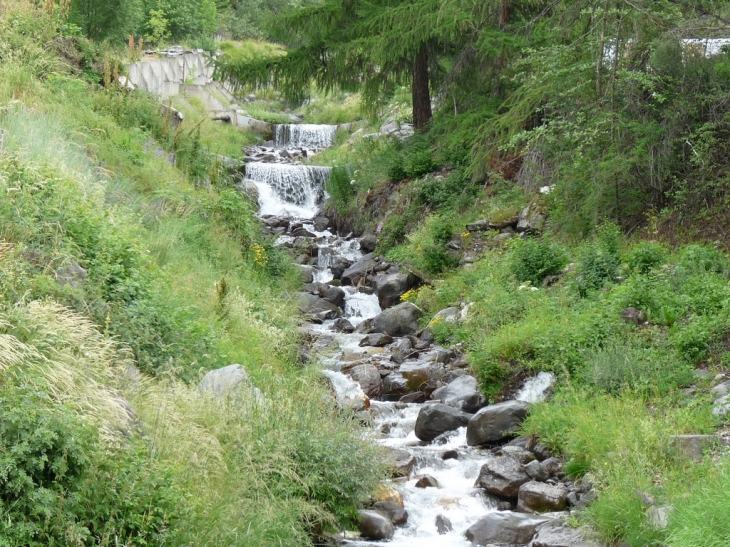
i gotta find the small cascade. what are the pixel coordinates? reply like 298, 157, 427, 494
274, 124, 337, 149
515, 371, 555, 403
245, 162, 330, 218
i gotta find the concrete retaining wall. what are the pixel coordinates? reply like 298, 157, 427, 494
127, 53, 214, 98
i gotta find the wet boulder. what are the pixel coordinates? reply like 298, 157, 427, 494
384, 448, 416, 477
296, 293, 341, 320
332, 318, 355, 333
415, 475, 440, 488
475, 456, 530, 498
415, 403, 472, 442
360, 234, 378, 253
313, 215, 330, 232
382, 373, 408, 400
517, 481, 568, 513
372, 501, 408, 526
432, 375, 487, 413
375, 272, 420, 309
318, 285, 346, 309
343, 363, 382, 399
466, 400, 530, 446
330, 257, 353, 280
358, 510, 394, 540
400, 361, 444, 392
360, 302, 424, 337
359, 333, 394, 347
342, 253, 379, 285
528, 521, 598, 547
436, 515, 453, 534
465, 512, 554, 546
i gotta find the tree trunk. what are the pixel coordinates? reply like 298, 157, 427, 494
500, 0, 510, 26
412, 42, 432, 131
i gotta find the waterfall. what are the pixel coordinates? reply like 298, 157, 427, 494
245, 162, 330, 218
274, 124, 338, 149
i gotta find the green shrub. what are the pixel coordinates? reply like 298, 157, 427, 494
625, 241, 667, 274
403, 142, 436, 178
580, 341, 692, 395
0, 386, 181, 546
575, 224, 622, 295
431, 216, 454, 245
510, 237, 569, 286
676, 244, 730, 276
325, 166, 356, 213
422, 243, 459, 274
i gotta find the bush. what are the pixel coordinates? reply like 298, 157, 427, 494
422, 243, 458, 274
625, 241, 667, 274
416, 169, 476, 209
0, 386, 181, 546
326, 166, 356, 213
510, 238, 569, 286
676, 244, 730, 276
576, 224, 622, 295
580, 341, 692, 395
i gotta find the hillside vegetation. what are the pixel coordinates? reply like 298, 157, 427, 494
4, 0, 730, 546
0, 3, 383, 546
219, 1, 730, 545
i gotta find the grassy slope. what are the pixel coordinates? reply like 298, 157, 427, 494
0, 6, 383, 546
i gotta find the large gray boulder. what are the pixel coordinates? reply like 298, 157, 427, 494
198, 364, 264, 403
517, 481, 568, 513
528, 521, 599, 547
375, 272, 419, 309
360, 302, 424, 337
342, 253, 379, 285
384, 448, 416, 477
318, 285, 346, 309
475, 456, 530, 498
399, 361, 444, 392
296, 293, 341, 320
432, 375, 487, 413
465, 512, 554, 546
467, 400, 530, 446
372, 501, 408, 526
359, 333, 394, 347
358, 510, 394, 540
344, 363, 382, 399
382, 373, 408, 399
415, 404, 472, 442
360, 234, 378, 253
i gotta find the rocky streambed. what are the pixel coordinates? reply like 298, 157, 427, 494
237, 123, 601, 547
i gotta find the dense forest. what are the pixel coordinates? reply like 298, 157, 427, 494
2, 0, 730, 546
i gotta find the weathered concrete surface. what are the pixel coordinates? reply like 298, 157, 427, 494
128, 53, 214, 98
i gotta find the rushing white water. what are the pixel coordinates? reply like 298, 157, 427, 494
246, 162, 330, 218
515, 371, 555, 403
344, 289, 381, 326
274, 124, 338, 149
323, 369, 369, 410
339, 398, 497, 547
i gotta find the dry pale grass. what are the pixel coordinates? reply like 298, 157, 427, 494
0, 301, 132, 439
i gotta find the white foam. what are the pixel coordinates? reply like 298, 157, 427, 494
515, 371, 555, 403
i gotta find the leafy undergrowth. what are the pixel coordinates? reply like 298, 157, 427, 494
0, 5, 385, 545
